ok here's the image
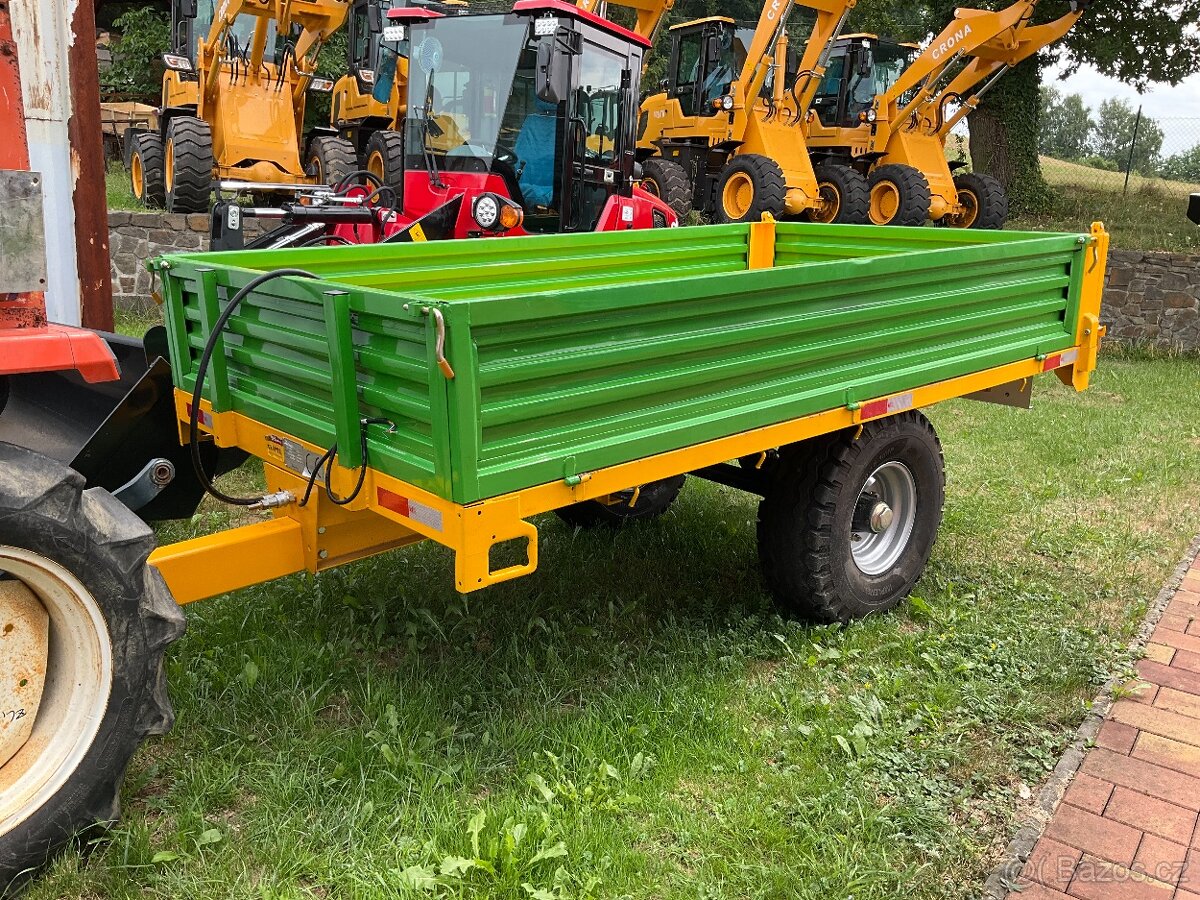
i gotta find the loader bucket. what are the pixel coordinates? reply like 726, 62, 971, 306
0, 327, 244, 521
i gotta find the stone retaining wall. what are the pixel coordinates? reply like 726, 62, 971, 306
1101, 249, 1200, 351
107, 211, 1200, 351
108, 211, 263, 314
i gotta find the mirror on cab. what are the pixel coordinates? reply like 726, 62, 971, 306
857, 40, 873, 77
368, 2, 383, 33
536, 39, 568, 103
179, 0, 198, 18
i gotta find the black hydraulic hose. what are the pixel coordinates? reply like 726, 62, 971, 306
189, 268, 317, 506
335, 170, 384, 192
298, 417, 393, 507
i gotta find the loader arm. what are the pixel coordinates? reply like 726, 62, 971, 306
933, 4, 1084, 138
786, 0, 856, 116
577, 0, 674, 46
874, 0, 1036, 135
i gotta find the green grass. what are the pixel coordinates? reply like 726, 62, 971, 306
106, 161, 143, 211
1011, 156, 1200, 254
26, 350, 1200, 899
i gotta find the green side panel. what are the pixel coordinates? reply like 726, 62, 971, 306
157, 223, 1089, 505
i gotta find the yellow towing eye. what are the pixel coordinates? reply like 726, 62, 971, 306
0, 580, 49, 769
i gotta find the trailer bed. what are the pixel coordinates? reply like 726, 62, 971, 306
156, 220, 1104, 507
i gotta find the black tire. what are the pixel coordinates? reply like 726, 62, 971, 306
948, 172, 1008, 229
867, 164, 930, 226
129, 132, 165, 208
309, 136, 359, 187
364, 130, 406, 190
555, 476, 686, 528
805, 163, 870, 224
715, 154, 786, 224
165, 116, 213, 213
641, 158, 692, 219
757, 411, 945, 623
0, 443, 184, 889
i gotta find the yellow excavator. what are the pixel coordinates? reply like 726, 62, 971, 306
804, 0, 1086, 226
583, 0, 867, 224
127, 0, 355, 212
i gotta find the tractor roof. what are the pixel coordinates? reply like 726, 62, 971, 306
837, 32, 920, 49
511, 0, 651, 47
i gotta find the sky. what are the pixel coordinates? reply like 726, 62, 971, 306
1044, 63, 1200, 155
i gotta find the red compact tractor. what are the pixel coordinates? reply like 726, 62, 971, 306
212, 0, 678, 251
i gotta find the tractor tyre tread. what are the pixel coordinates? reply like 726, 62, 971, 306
131, 132, 166, 208
715, 154, 786, 224
165, 116, 213, 214
952, 171, 1008, 229
757, 412, 944, 623
311, 136, 359, 188
0, 443, 184, 890
641, 157, 692, 219
868, 163, 931, 226
809, 163, 870, 224
364, 130, 406, 190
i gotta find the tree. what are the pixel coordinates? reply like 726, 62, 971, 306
99, 7, 170, 103
1091, 98, 1164, 174
1039, 88, 1094, 160
1160, 145, 1200, 183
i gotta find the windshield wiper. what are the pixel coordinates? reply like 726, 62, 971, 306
420, 76, 447, 190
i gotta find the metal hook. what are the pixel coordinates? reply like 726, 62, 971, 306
422, 306, 455, 379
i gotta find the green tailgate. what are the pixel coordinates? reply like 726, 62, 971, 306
157, 222, 1087, 504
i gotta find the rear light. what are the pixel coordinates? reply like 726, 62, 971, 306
309, 77, 334, 93
162, 53, 193, 72
358, 68, 375, 84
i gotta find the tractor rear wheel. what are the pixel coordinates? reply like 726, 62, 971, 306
0, 443, 184, 890
555, 476, 686, 528
164, 117, 213, 213
364, 130, 406, 191
946, 172, 1008, 229
867, 164, 930, 226
641, 158, 692, 219
805, 164, 870, 224
309, 136, 358, 187
757, 411, 945, 623
715, 155, 786, 224
129, 133, 165, 208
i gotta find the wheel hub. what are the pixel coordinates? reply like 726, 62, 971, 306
0, 581, 47, 769
850, 462, 918, 576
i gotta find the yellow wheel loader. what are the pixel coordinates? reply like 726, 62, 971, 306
126, 0, 354, 213
584, 0, 867, 224
804, 0, 1086, 227
330, 0, 466, 187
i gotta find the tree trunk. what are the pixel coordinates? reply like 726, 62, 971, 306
968, 56, 1051, 216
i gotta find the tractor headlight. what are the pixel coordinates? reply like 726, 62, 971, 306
866, 108, 877, 122
721, 94, 734, 111
472, 193, 523, 232
162, 53, 193, 72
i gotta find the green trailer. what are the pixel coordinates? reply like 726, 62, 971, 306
2, 218, 1108, 883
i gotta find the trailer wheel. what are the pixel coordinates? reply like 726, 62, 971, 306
946, 173, 1008, 229
715, 155, 786, 224
805, 164, 870, 224
555, 476, 686, 528
309, 136, 359, 187
867, 164, 930, 226
0, 443, 184, 890
164, 117, 213, 213
364, 131, 406, 190
641, 158, 692, 219
129, 133, 165, 208
757, 411, 945, 623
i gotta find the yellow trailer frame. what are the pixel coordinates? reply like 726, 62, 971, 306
150, 220, 1109, 606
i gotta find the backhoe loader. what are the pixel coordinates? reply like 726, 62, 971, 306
584, 0, 868, 224
805, 0, 1086, 226
126, 0, 357, 213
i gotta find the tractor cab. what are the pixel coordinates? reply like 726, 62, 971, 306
811, 34, 919, 128
396, 0, 675, 235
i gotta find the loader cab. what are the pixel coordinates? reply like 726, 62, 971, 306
168, 0, 280, 70
402, 1, 660, 234
665, 18, 754, 118
811, 35, 918, 128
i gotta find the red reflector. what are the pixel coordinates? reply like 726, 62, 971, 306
860, 398, 889, 419
377, 487, 410, 517
1042, 354, 1062, 372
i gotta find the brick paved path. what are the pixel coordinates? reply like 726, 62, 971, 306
1009, 562, 1200, 899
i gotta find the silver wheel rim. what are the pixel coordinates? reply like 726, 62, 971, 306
0, 547, 113, 836
850, 461, 917, 576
